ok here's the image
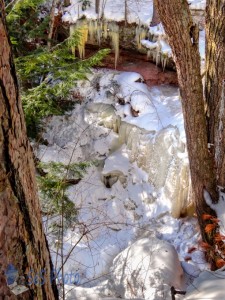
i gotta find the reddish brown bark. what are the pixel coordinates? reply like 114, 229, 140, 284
0, 2, 58, 298
154, 0, 218, 244
205, 0, 225, 187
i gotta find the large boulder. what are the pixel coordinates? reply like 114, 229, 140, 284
108, 238, 184, 299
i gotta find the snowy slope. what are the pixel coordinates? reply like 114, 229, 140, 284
35, 69, 208, 299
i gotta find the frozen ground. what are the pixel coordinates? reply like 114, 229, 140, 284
35, 69, 212, 299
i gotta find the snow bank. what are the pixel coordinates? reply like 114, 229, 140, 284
109, 237, 184, 299
63, 0, 153, 26
188, 0, 206, 10
35, 69, 202, 299
185, 267, 225, 299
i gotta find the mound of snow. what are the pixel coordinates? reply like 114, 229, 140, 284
108, 238, 184, 299
185, 268, 225, 299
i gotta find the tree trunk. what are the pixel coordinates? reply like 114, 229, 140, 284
0, 3, 58, 299
150, 0, 160, 27
205, 0, 225, 187
154, 0, 218, 242
47, 0, 59, 50
95, 0, 100, 14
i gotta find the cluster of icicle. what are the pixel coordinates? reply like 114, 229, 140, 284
70, 19, 151, 68
70, 19, 119, 68
141, 23, 172, 70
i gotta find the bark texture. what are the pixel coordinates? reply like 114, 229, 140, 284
95, 0, 100, 14
150, 0, 160, 27
205, 0, 225, 187
0, 3, 58, 299
154, 0, 218, 240
48, 0, 59, 50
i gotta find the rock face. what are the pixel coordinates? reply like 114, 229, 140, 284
99, 49, 178, 86
108, 238, 184, 299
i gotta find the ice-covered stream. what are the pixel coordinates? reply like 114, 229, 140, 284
36, 69, 207, 299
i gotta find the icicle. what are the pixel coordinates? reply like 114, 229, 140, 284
103, 21, 108, 39
108, 22, 120, 69
135, 26, 148, 50
162, 54, 167, 71
70, 25, 76, 55
96, 21, 102, 45
78, 20, 88, 59
155, 45, 161, 66
88, 19, 97, 42
70, 19, 88, 59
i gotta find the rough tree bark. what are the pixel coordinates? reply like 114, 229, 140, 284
48, 0, 59, 50
154, 0, 218, 245
0, 3, 58, 299
95, 0, 100, 14
205, 0, 225, 187
150, 0, 160, 27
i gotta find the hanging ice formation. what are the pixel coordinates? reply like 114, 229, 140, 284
70, 19, 119, 68
141, 24, 172, 69
108, 22, 119, 68
70, 20, 88, 59
135, 26, 148, 50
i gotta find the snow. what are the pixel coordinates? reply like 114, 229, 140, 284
34, 68, 210, 299
188, 0, 206, 10
204, 188, 225, 236
109, 237, 185, 299
63, 0, 153, 26
185, 267, 225, 299
63, 0, 206, 25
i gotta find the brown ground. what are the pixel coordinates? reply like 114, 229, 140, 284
86, 48, 178, 87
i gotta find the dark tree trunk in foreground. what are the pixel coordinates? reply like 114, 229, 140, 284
154, 0, 218, 245
205, 0, 225, 187
0, 3, 58, 299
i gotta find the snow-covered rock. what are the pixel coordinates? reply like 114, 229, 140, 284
108, 238, 184, 299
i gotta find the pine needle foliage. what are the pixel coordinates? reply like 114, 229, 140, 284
6, 0, 110, 137
16, 32, 109, 136
6, 0, 47, 54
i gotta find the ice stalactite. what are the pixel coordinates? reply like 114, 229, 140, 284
70, 19, 119, 66
135, 26, 148, 50
70, 25, 76, 55
161, 54, 168, 71
103, 21, 108, 39
70, 19, 88, 59
108, 22, 120, 68
88, 19, 98, 42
